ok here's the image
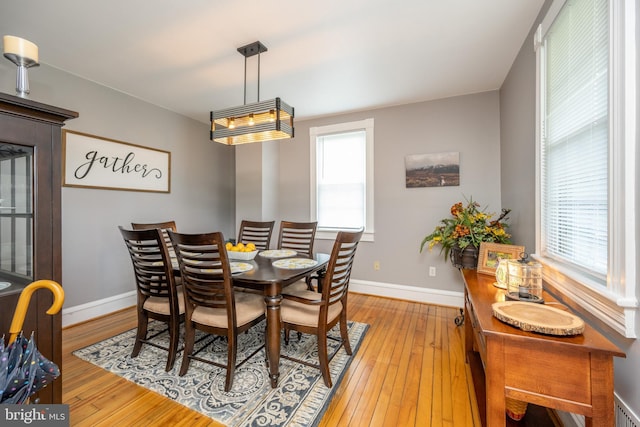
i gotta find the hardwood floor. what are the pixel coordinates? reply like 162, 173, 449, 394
62, 293, 480, 426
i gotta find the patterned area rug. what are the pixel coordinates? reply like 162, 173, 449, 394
73, 319, 368, 427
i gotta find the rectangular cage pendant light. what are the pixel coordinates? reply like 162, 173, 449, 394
210, 41, 295, 145
210, 97, 294, 145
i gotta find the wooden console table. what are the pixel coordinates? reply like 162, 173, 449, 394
462, 269, 625, 427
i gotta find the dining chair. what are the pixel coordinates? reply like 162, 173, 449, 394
118, 226, 184, 371
280, 228, 364, 387
237, 220, 275, 250
168, 230, 266, 391
277, 221, 318, 292
277, 221, 317, 256
131, 220, 177, 255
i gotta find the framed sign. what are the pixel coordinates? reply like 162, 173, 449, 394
63, 130, 170, 193
477, 242, 525, 276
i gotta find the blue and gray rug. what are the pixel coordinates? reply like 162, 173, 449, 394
73, 319, 368, 427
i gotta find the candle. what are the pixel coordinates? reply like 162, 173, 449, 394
3, 35, 38, 63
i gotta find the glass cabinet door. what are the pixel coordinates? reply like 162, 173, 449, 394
0, 143, 34, 283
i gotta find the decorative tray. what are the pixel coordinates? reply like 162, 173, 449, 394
272, 258, 318, 269
230, 262, 254, 274
259, 249, 296, 258
492, 301, 585, 336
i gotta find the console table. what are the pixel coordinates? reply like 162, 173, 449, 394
462, 269, 625, 427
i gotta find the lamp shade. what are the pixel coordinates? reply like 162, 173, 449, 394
210, 98, 294, 145
3, 35, 38, 65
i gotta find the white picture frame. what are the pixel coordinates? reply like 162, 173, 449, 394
63, 130, 170, 193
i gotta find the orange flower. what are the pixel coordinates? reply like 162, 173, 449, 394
450, 202, 463, 216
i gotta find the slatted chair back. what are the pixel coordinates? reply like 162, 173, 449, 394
169, 231, 233, 313
277, 221, 317, 257
237, 220, 275, 250
131, 220, 177, 255
321, 229, 363, 315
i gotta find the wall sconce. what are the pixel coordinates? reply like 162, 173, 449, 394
3, 35, 40, 98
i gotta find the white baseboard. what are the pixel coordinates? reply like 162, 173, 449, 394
62, 290, 136, 328
62, 281, 462, 328
349, 279, 464, 308
552, 392, 639, 427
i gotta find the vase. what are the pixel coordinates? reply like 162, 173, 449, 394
450, 245, 478, 269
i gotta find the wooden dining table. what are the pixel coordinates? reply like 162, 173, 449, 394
230, 252, 330, 388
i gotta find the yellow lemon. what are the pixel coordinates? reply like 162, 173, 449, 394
236, 243, 245, 250
225, 242, 233, 250
246, 243, 256, 251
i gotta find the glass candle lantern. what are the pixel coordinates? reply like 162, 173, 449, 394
494, 258, 509, 289
506, 255, 543, 303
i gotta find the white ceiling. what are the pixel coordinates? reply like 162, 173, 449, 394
0, 0, 545, 124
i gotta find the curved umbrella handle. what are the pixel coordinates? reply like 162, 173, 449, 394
8, 280, 65, 344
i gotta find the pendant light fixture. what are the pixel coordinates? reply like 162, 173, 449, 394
210, 41, 294, 146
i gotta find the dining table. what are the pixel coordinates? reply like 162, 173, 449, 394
230, 251, 330, 388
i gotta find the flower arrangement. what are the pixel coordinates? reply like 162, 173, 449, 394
420, 197, 512, 260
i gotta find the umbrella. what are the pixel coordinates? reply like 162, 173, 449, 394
0, 332, 60, 403
1, 280, 64, 404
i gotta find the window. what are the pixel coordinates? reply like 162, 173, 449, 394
535, 0, 637, 337
310, 119, 374, 241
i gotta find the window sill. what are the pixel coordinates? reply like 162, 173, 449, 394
534, 255, 637, 339
317, 229, 374, 242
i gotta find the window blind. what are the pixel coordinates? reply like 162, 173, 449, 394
541, 0, 609, 279
316, 130, 366, 229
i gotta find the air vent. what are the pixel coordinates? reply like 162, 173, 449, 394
616, 395, 639, 427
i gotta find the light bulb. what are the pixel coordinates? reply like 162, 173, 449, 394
228, 118, 235, 129
248, 114, 255, 126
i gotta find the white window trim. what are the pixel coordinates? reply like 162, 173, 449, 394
534, 0, 637, 338
309, 118, 374, 242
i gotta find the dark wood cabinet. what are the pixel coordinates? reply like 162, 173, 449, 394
0, 92, 77, 404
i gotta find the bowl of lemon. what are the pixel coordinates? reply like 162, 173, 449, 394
226, 242, 258, 260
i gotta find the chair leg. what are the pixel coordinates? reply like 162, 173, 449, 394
305, 276, 315, 291
131, 309, 148, 358
179, 321, 195, 376
225, 332, 237, 392
340, 313, 352, 355
165, 315, 180, 371
317, 332, 332, 387
264, 328, 270, 368
284, 327, 290, 345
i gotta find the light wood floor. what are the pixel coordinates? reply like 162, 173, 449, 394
62, 293, 480, 426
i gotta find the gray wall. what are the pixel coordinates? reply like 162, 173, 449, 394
0, 62, 236, 308
278, 91, 504, 293
500, 0, 640, 418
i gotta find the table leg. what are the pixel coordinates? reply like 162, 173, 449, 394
588, 353, 615, 427
265, 285, 283, 388
486, 336, 506, 426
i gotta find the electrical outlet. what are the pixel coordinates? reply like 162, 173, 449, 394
374, 261, 380, 271
429, 266, 436, 277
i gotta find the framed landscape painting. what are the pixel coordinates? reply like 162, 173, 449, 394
405, 151, 459, 188
477, 242, 525, 276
